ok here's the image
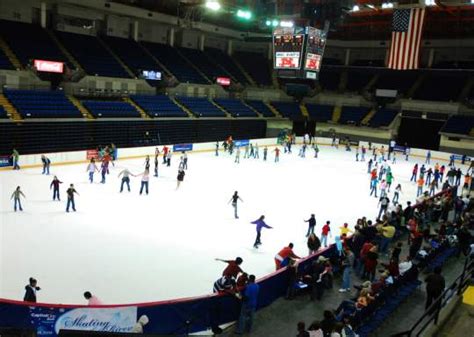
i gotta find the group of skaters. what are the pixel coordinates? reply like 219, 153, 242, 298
9, 144, 189, 212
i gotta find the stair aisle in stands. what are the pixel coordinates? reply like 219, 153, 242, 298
67, 95, 94, 120
332, 106, 342, 123
0, 93, 22, 120
0, 36, 22, 70
97, 36, 135, 78
264, 102, 282, 118
123, 97, 150, 119
47, 30, 83, 72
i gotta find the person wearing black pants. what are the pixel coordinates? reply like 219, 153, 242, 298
304, 214, 316, 237
425, 267, 445, 322
50, 176, 63, 201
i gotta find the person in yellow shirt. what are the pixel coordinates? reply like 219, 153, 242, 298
380, 223, 396, 254
340, 223, 353, 236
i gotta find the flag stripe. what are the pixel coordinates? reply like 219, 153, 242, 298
387, 8, 425, 70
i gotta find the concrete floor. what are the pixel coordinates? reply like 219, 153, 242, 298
434, 303, 474, 337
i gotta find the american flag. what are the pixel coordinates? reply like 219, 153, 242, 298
387, 8, 426, 70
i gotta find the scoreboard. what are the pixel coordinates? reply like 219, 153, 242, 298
273, 25, 328, 80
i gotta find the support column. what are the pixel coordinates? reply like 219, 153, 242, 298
169, 27, 175, 47
227, 40, 233, 56
344, 48, 351, 66
268, 42, 273, 60
428, 48, 435, 68
199, 34, 205, 51
133, 20, 139, 41
40, 2, 47, 28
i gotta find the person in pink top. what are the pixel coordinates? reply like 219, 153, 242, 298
84, 291, 103, 305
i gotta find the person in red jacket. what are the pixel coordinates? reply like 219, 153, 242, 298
274, 243, 300, 270
162, 146, 169, 164
321, 221, 332, 247
215, 257, 244, 278
274, 147, 280, 163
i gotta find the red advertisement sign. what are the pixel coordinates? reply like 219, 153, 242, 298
216, 77, 231, 86
33, 59, 64, 73
86, 150, 99, 160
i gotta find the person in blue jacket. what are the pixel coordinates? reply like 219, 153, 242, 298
235, 274, 260, 334
251, 216, 273, 248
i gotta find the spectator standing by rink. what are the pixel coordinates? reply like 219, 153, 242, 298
11, 148, 20, 170
304, 214, 316, 237
66, 184, 79, 212
235, 275, 260, 335
41, 155, 51, 175
84, 291, 103, 305
50, 176, 63, 200
23, 277, 40, 302
251, 215, 273, 248
11, 186, 26, 212
229, 191, 243, 219
339, 247, 354, 293
424, 267, 445, 317
86, 158, 99, 183
274, 243, 300, 270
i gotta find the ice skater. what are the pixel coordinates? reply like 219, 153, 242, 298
313, 144, 319, 158
405, 147, 410, 161
393, 184, 402, 204
215, 141, 219, 156
166, 151, 172, 167
138, 168, 150, 195
162, 146, 169, 164
86, 158, 99, 183
249, 144, 255, 158
41, 155, 51, 175
66, 184, 79, 212
263, 147, 268, 161
410, 164, 418, 182
304, 214, 316, 237
154, 153, 159, 177
321, 221, 331, 247
355, 146, 359, 161
370, 177, 379, 198
425, 150, 431, 164
274, 147, 280, 163
100, 160, 108, 184
118, 168, 132, 192
367, 159, 373, 173
361, 145, 366, 161
299, 144, 307, 158
244, 144, 250, 159
50, 176, 63, 200
251, 216, 272, 248
11, 148, 20, 170
254, 143, 260, 159
181, 152, 188, 170
235, 147, 241, 164
11, 186, 25, 212
176, 169, 185, 189
229, 191, 243, 219
144, 155, 150, 170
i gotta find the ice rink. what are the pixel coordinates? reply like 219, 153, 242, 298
0, 144, 458, 305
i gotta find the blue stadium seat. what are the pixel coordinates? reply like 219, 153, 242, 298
205, 48, 249, 85
339, 106, 370, 124
4, 89, 82, 118
141, 41, 209, 84
0, 106, 9, 118
369, 108, 398, 128
245, 100, 275, 117
214, 99, 258, 117
131, 95, 188, 118
82, 100, 140, 118
0, 20, 70, 68
441, 115, 474, 136
176, 97, 226, 117
305, 104, 334, 122
0, 48, 14, 70
414, 72, 468, 102
178, 47, 228, 82
233, 51, 272, 86
55, 31, 130, 78
271, 101, 302, 119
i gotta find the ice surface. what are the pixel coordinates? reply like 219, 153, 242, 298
0, 146, 460, 305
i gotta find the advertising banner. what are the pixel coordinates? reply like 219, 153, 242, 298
173, 144, 193, 152
393, 145, 407, 153
30, 306, 137, 337
86, 150, 99, 160
451, 154, 471, 161
0, 155, 12, 167
233, 139, 250, 147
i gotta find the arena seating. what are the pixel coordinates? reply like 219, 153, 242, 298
4, 89, 82, 118
373, 70, 419, 96
305, 103, 334, 122
271, 101, 302, 119
176, 97, 226, 117
0, 106, 8, 118
101, 36, 163, 77
441, 115, 474, 135
0, 48, 14, 70
204, 48, 249, 85
245, 100, 276, 117
413, 72, 467, 102
214, 99, 258, 117
318, 68, 342, 91
130, 95, 187, 118
339, 106, 370, 124
346, 69, 376, 92
0, 20, 70, 68
54, 31, 130, 78
82, 100, 140, 118
178, 47, 228, 81
140, 41, 209, 84
368, 108, 398, 127
233, 51, 272, 86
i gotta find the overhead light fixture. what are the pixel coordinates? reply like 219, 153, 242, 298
382, 3, 394, 9
265, 20, 272, 26
237, 9, 252, 20
205, 1, 221, 11
271, 19, 279, 27
352, 5, 360, 12
280, 20, 294, 28
366, 4, 375, 9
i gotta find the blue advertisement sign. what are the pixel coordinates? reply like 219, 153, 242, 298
393, 145, 407, 153
234, 139, 250, 147
173, 144, 193, 152
0, 156, 12, 167
451, 154, 471, 161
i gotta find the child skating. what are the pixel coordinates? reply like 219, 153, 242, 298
11, 186, 26, 212
66, 184, 79, 212
50, 176, 63, 201
251, 215, 273, 248
86, 159, 99, 183
176, 169, 185, 189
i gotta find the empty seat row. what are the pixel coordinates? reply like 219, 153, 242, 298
214, 99, 258, 117
0, 48, 14, 70
271, 101, 302, 119
0, 105, 8, 118
82, 100, 139, 118
339, 106, 370, 124
305, 103, 333, 122
441, 115, 474, 136
176, 97, 226, 117
131, 95, 187, 118
245, 100, 276, 117
369, 108, 398, 127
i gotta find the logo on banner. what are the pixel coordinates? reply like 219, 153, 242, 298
173, 144, 193, 152
234, 139, 250, 147
55, 307, 137, 334
0, 156, 12, 167
86, 150, 99, 160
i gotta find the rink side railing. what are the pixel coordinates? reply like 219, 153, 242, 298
0, 137, 465, 336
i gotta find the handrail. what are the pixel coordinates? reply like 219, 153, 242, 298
392, 256, 474, 337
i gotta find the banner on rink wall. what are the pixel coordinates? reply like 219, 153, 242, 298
0, 156, 12, 167
451, 154, 471, 162
173, 144, 193, 152
29, 306, 137, 337
86, 150, 99, 160
393, 145, 407, 153
234, 139, 250, 147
